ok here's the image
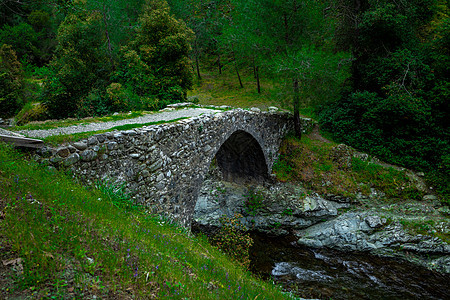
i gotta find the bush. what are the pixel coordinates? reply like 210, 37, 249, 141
0, 44, 25, 118
15, 102, 48, 125
76, 89, 111, 118
244, 188, 264, 216
211, 214, 253, 269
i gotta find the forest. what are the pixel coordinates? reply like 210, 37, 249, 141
0, 0, 449, 197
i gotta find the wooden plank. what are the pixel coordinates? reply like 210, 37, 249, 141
0, 134, 44, 148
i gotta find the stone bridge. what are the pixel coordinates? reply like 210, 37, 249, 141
37, 109, 313, 226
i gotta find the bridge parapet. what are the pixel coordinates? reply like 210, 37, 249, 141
35, 109, 315, 225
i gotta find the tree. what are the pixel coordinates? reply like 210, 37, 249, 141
319, 0, 449, 189
0, 44, 25, 117
273, 47, 350, 139
43, 9, 110, 118
0, 23, 40, 64
220, 0, 346, 138
118, 0, 194, 106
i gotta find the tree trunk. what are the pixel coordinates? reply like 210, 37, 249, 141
253, 56, 257, 78
283, 13, 290, 46
256, 65, 261, 94
195, 39, 201, 80
102, 4, 115, 70
293, 78, 302, 139
217, 53, 222, 75
232, 47, 244, 88
195, 55, 201, 80
235, 60, 244, 88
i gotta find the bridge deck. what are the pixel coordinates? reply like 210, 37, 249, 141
0, 134, 44, 149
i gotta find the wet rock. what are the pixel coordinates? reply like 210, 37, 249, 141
430, 256, 450, 273
295, 212, 450, 273
194, 179, 348, 234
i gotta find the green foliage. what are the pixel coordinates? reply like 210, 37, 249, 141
0, 23, 40, 63
282, 208, 293, 216
274, 134, 424, 202
42, 10, 110, 118
211, 214, 253, 269
0, 44, 25, 117
319, 1, 449, 199
118, 0, 194, 107
351, 157, 424, 200
95, 179, 138, 210
15, 102, 48, 125
244, 188, 264, 216
272, 46, 351, 109
28, 10, 51, 32
273, 155, 294, 182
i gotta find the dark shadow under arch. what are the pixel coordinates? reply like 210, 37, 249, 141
214, 130, 268, 183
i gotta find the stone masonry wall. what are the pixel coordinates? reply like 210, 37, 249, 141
36, 109, 314, 226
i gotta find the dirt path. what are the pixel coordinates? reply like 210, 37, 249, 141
15, 107, 221, 139
309, 124, 332, 143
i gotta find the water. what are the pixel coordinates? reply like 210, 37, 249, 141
250, 234, 450, 300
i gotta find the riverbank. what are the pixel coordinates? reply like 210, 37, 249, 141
193, 131, 449, 275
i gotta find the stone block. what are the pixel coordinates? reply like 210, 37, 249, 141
64, 153, 80, 166
56, 147, 70, 158
73, 142, 87, 151
80, 150, 97, 162
88, 137, 98, 146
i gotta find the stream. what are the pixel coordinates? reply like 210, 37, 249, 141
194, 177, 449, 299
250, 234, 449, 300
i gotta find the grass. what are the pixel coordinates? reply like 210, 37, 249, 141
189, 59, 321, 120
399, 219, 449, 244
189, 60, 288, 111
0, 143, 292, 299
273, 134, 425, 201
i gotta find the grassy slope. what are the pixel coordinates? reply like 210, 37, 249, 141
188, 61, 289, 112
0, 143, 289, 299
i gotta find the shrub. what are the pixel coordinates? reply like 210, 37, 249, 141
244, 188, 264, 216
15, 102, 48, 125
211, 214, 253, 269
76, 89, 111, 118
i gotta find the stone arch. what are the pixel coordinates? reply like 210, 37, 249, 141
213, 130, 269, 182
